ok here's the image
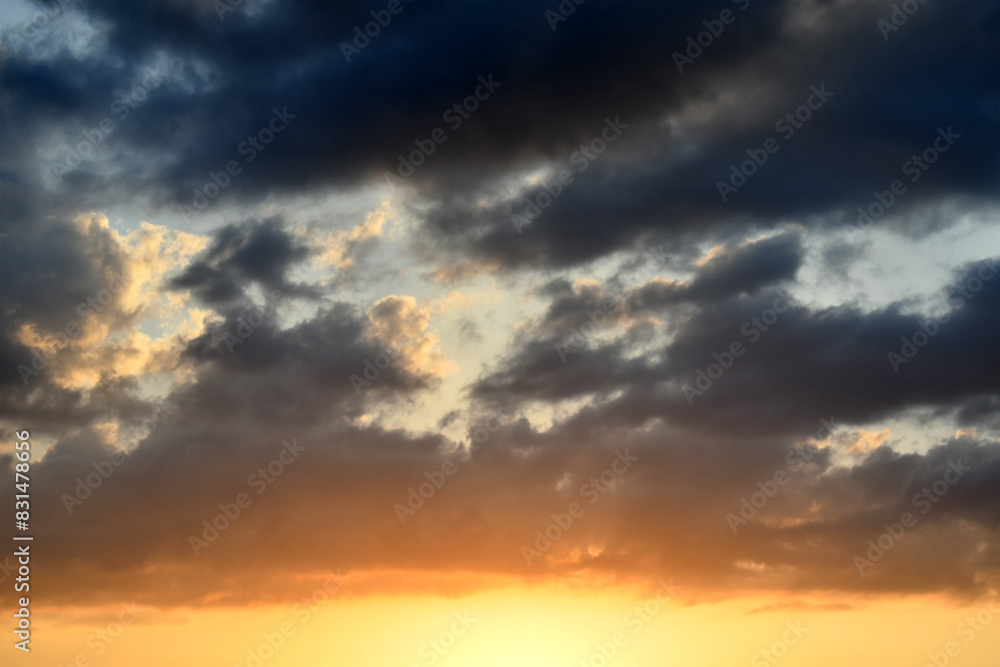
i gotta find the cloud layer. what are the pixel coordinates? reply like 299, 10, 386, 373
0, 0, 997, 609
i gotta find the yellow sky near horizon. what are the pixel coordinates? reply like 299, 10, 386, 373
6, 586, 1000, 667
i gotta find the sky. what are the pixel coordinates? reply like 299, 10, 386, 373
0, 0, 998, 665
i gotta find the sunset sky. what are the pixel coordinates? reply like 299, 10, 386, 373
1, 0, 998, 665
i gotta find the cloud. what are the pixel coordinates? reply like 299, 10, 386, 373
2, 411, 996, 606
471, 257, 999, 437
168, 215, 317, 306
0, 0, 997, 616
0, 0, 991, 274
365, 294, 457, 380
314, 201, 394, 272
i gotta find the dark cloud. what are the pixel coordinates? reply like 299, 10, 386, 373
628, 231, 802, 308
0, 206, 137, 431
180, 299, 442, 422
0, 211, 127, 335
473, 257, 1000, 438
409, 1, 999, 269
6, 0, 992, 273
2, 411, 996, 605
169, 215, 317, 306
